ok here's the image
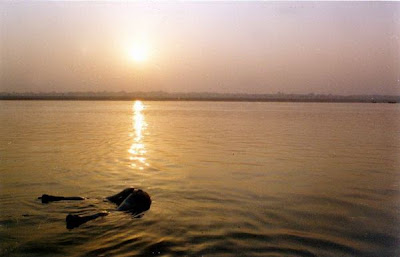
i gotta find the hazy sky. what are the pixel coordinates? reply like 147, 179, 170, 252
1, 1, 399, 95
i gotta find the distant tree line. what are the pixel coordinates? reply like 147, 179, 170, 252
0, 91, 398, 103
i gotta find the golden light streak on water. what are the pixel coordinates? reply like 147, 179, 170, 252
129, 100, 148, 170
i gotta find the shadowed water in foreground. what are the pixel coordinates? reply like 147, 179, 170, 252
0, 101, 399, 256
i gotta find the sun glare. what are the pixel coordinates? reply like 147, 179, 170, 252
129, 45, 149, 63
129, 100, 148, 170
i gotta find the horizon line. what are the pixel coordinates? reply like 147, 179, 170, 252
1, 91, 399, 98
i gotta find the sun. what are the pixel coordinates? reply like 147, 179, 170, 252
129, 45, 149, 63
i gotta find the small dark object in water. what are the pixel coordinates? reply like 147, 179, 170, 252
39, 188, 151, 229
66, 211, 109, 229
107, 188, 152, 213
38, 194, 85, 203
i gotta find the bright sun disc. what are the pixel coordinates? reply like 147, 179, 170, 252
129, 45, 148, 62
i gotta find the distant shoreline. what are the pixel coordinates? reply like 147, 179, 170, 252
0, 96, 398, 103
1, 92, 399, 103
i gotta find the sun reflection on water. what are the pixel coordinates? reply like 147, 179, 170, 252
129, 100, 148, 170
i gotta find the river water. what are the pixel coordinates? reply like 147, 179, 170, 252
0, 101, 399, 256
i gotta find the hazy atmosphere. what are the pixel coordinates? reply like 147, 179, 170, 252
2, 2, 400, 256
1, 1, 399, 95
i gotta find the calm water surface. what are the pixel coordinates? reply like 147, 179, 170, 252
0, 101, 399, 256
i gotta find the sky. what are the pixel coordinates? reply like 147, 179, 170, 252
0, 1, 399, 95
